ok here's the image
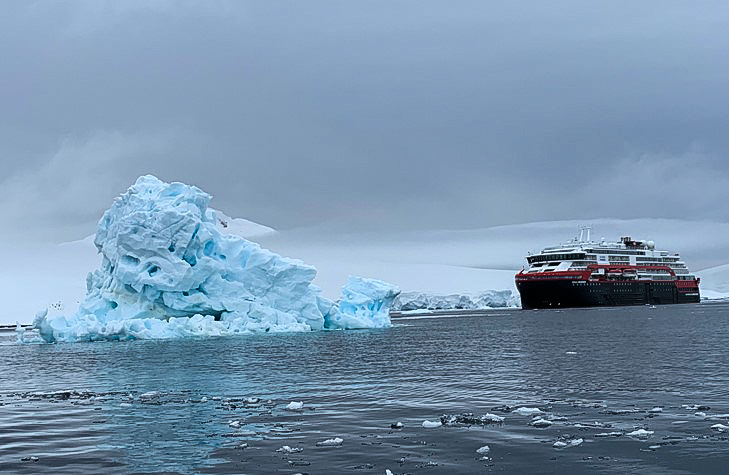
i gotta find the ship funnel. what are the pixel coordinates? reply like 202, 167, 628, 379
577, 225, 592, 242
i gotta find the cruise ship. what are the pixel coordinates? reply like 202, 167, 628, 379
515, 227, 700, 309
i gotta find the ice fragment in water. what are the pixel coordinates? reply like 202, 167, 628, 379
513, 407, 542, 416
530, 418, 553, 428
276, 446, 303, 453
422, 420, 442, 428
476, 445, 490, 454
28, 176, 399, 342
316, 437, 343, 446
626, 429, 654, 437
285, 401, 304, 411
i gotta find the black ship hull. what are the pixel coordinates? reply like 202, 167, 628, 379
517, 279, 700, 310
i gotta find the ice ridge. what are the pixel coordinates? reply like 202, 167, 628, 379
27, 175, 399, 343
392, 290, 519, 311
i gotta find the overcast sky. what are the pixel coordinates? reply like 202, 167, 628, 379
1, 1, 728, 243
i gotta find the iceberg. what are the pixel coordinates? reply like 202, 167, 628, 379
392, 290, 519, 312
27, 175, 399, 343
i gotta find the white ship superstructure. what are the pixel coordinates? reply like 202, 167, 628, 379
516, 226, 701, 309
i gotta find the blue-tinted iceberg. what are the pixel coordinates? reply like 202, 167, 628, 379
28, 175, 399, 343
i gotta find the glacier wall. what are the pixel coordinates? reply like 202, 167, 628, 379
28, 176, 399, 343
392, 290, 520, 312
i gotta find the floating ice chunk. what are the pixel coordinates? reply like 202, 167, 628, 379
276, 446, 303, 453
553, 437, 582, 448
648, 445, 661, 449
648, 407, 663, 413
200, 396, 208, 403
228, 420, 242, 428
476, 445, 490, 454
440, 413, 503, 425
711, 423, 729, 432
245, 397, 260, 405
390, 421, 403, 429
328, 277, 400, 329
29, 176, 400, 342
514, 407, 542, 416
386, 470, 394, 475
119, 402, 132, 408
671, 421, 689, 425
626, 429, 654, 437
285, 401, 304, 411
316, 437, 343, 446
706, 413, 729, 420
139, 391, 159, 399
530, 418, 553, 428
695, 412, 707, 418
565, 351, 577, 355
594, 432, 623, 437
481, 413, 505, 423
422, 420, 442, 428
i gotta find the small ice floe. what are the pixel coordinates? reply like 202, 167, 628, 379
671, 421, 690, 425
648, 407, 663, 413
119, 402, 132, 408
594, 432, 623, 437
139, 391, 159, 399
600, 408, 641, 415
530, 418, 553, 428
710, 423, 729, 432
476, 445, 490, 454
481, 413, 505, 423
695, 412, 707, 418
285, 401, 304, 411
626, 429, 654, 438
705, 413, 729, 420
513, 407, 542, 416
212, 396, 222, 401
565, 351, 577, 355
572, 421, 605, 429
244, 397, 260, 405
390, 421, 404, 429
440, 413, 503, 426
385, 470, 394, 475
228, 420, 242, 428
553, 438, 583, 448
422, 420, 442, 428
648, 445, 661, 450
276, 445, 303, 453
316, 437, 343, 446
200, 396, 208, 403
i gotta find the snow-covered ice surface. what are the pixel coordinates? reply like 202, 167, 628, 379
24, 176, 399, 342
392, 290, 519, 311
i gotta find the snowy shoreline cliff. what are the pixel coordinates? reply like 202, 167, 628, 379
23, 176, 399, 343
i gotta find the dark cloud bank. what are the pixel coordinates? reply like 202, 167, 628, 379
1, 1, 728, 242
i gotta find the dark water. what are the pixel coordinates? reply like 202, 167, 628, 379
2, 302, 729, 474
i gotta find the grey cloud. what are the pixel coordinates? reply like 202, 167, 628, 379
1, 1, 728, 241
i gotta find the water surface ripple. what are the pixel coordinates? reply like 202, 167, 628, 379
2, 302, 729, 473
